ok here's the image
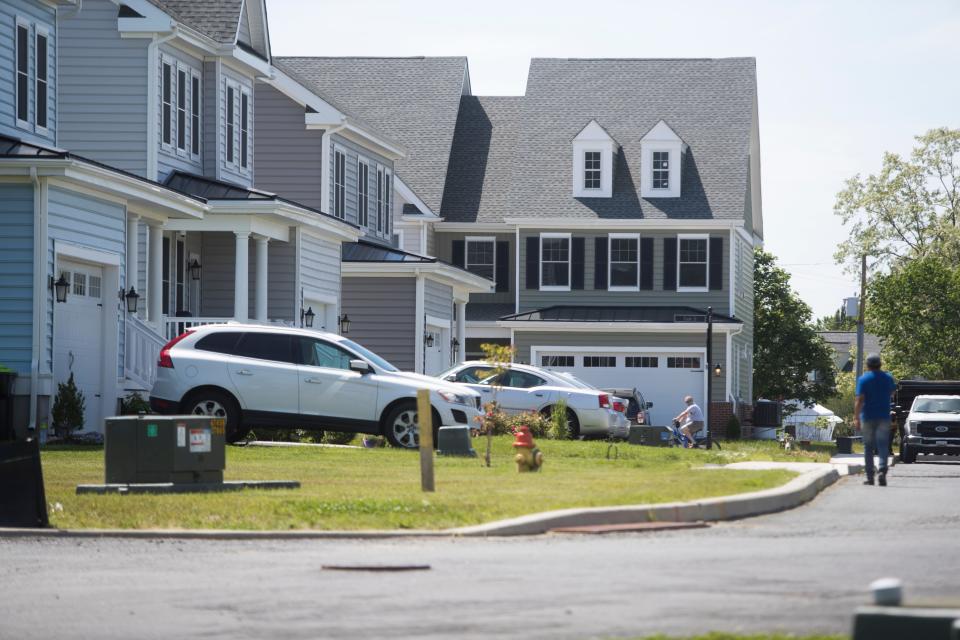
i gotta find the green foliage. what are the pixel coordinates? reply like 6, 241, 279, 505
479, 342, 515, 466
866, 255, 960, 379
813, 308, 858, 331
323, 431, 357, 445
118, 391, 151, 415
834, 127, 960, 272
549, 398, 571, 440
51, 373, 85, 439
725, 415, 741, 441
822, 371, 856, 427
754, 249, 838, 404
483, 410, 553, 438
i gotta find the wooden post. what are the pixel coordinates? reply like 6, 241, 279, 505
416, 389, 435, 492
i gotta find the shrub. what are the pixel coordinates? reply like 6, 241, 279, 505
52, 373, 85, 440
119, 391, 151, 415
549, 398, 571, 440
725, 415, 742, 441
481, 409, 553, 438
323, 431, 357, 445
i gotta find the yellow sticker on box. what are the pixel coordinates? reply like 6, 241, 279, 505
210, 418, 225, 436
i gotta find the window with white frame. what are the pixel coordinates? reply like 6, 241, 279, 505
652, 150, 670, 189
376, 166, 390, 234
357, 158, 369, 227
191, 74, 201, 156
540, 234, 571, 290
465, 237, 495, 280
383, 170, 391, 235
15, 20, 29, 126
678, 235, 708, 290
35, 28, 48, 130
225, 83, 235, 164
333, 148, 346, 219
584, 356, 616, 367
625, 356, 658, 368
176, 68, 187, 151
541, 355, 574, 368
609, 233, 639, 290
162, 62, 173, 147
583, 151, 601, 190
667, 356, 701, 369
240, 89, 250, 169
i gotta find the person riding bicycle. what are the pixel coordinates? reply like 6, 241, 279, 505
674, 395, 705, 449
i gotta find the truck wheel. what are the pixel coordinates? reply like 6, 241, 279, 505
184, 389, 246, 443
899, 442, 916, 464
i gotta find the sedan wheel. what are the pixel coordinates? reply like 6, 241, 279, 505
184, 390, 245, 443
191, 399, 227, 419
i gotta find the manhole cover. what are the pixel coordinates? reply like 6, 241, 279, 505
322, 564, 431, 572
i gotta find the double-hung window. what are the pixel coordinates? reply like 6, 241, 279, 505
540, 233, 571, 290
608, 233, 639, 290
333, 148, 346, 219
176, 68, 187, 151
357, 159, 369, 227
191, 74, 201, 156
162, 62, 173, 147
383, 170, 391, 235
225, 84, 235, 164
677, 235, 709, 291
35, 28, 48, 131
376, 166, 390, 234
652, 150, 669, 189
240, 90, 250, 169
465, 237, 495, 281
583, 151, 601, 190
15, 21, 29, 127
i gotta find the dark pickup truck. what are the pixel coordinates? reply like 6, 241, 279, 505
894, 380, 960, 463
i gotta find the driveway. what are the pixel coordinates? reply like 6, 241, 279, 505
1, 458, 958, 639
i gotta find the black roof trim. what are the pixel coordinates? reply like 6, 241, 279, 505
499, 305, 742, 323
342, 239, 438, 263
237, 41, 269, 62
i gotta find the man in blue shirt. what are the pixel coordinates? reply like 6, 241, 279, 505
854, 354, 897, 486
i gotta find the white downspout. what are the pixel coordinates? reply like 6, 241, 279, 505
726, 324, 744, 405
146, 30, 178, 181
29, 168, 48, 433
320, 124, 346, 215
414, 271, 425, 373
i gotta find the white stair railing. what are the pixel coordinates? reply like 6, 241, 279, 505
125, 315, 167, 390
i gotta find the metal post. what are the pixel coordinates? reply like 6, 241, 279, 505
417, 389, 435, 492
706, 306, 713, 450
855, 254, 867, 381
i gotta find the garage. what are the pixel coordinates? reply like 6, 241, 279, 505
54, 260, 106, 433
532, 348, 707, 427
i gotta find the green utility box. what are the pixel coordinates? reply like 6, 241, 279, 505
629, 425, 673, 447
104, 415, 225, 484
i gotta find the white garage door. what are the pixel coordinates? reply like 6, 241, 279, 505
536, 349, 705, 427
54, 261, 105, 433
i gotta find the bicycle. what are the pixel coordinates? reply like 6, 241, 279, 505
669, 420, 721, 450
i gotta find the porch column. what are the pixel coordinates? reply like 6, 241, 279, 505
126, 214, 139, 303
234, 232, 250, 322
254, 236, 269, 322
455, 301, 466, 363
148, 222, 163, 326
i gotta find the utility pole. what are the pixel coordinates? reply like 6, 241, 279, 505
705, 306, 713, 450
855, 254, 867, 381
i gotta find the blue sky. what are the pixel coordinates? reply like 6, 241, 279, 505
268, 0, 960, 318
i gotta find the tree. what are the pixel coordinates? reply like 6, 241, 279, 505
754, 249, 837, 405
834, 128, 960, 272
813, 308, 858, 332
52, 372, 85, 440
866, 255, 960, 379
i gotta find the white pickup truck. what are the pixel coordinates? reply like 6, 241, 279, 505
900, 394, 960, 463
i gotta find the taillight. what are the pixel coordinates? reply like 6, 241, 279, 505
598, 393, 610, 409
158, 330, 193, 368
612, 400, 626, 413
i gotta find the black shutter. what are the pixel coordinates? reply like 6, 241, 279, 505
640, 237, 654, 290
452, 240, 465, 268
525, 236, 539, 289
709, 237, 724, 291
571, 237, 585, 290
663, 237, 677, 291
594, 237, 608, 290
495, 241, 509, 292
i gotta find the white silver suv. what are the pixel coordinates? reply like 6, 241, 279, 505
149, 324, 481, 448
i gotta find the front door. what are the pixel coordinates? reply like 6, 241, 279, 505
295, 336, 378, 430
54, 261, 104, 432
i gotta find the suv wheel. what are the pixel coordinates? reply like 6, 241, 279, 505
184, 390, 246, 443
383, 401, 421, 449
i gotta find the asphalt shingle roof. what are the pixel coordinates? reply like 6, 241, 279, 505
273, 57, 469, 214
501, 305, 742, 323
441, 57, 757, 223
146, 0, 243, 44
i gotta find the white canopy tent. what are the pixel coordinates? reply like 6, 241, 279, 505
783, 401, 843, 441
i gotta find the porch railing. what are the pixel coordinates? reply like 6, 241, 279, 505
125, 315, 167, 390
162, 316, 296, 340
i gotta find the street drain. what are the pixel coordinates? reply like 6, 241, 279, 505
322, 564, 431, 572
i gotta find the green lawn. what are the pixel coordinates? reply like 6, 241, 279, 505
40, 438, 828, 531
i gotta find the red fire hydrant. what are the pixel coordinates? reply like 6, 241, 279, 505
512, 426, 544, 473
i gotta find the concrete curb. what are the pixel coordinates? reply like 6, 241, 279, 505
1, 460, 856, 541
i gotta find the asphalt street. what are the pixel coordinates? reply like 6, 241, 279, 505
2, 458, 959, 640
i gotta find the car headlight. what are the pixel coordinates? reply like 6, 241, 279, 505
906, 420, 918, 434
437, 390, 471, 406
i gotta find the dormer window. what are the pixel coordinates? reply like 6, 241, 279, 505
572, 120, 616, 198
640, 120, 687, 198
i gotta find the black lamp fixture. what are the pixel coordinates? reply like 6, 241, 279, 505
451, 337, 460, 351
714, 363, 723, 378
424, 333, 434, 348
51, 273, 69, 304
338, 313, 351, 334
189, 259, 202, 281
302, 306, 315, 328
121, 286, 140, 313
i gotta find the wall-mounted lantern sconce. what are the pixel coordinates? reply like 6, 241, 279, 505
51, 274, 69, 304
714, 363, 723, 378
338, 313, 350, 334
302, 306, 315, 328
189, 259, 202, 281
121, 287, 140, 313
424, 333, 434, 348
